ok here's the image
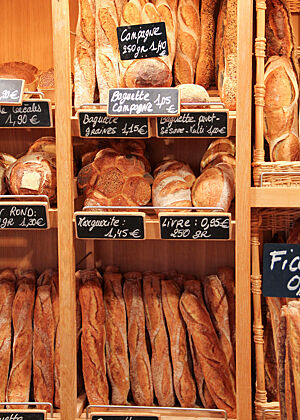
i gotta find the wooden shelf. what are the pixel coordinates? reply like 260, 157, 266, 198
250, 187, 300, 207
49, 208, 58, 228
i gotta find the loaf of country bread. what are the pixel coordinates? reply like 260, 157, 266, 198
0, 152, 16, 195
103, 270, 130, 405
152, 171, 192, 210
27, 137, 56, 156
74, 0, 96, 109
33, 285, 55, 411
161, 279, 196, 407
264, 56, 300, 161
195, 0, 218, 88
0, 269, 16, 408
78, 269, 109, 405
192, 163, 235, 211
153, 160, 195, 187
95, 0, 120, 103
203, 275, 235, 378
178, 84, 210, 108
143, 272, 175, 406
6, 271, 35, 408
6, 152, 57, 202
174, 0, 201, 84
179, 279, 236, 416
123, 272, 153, 406
200, 138, 235, 172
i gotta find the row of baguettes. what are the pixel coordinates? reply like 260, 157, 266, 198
74, 0, 237, 110
77, 266, 236, 417
0, 268, 61, 410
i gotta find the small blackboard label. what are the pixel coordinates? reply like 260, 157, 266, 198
0, 79, 24, 105
263, 243, 300, 298
78, 112, 149, 138
75, 212, 145, 239
157, 111, 228, 138
159, 213, 231, 240
108, 88, 179, 116
117, 22, 168, 60
0, 412, 45, 420
92, 416, 158, 420
0, 204, 48, 229
0, 100, 52, 128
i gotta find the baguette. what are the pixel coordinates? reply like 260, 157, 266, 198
74, 0, 96, 109
286, 301, 300, 417
33, 285, 55, 411
195, 0, 218, 88
179, 280, 236, 416
143, 273, 175, 406
161, 279, 196, 407
0, 269, 16, 408
103, 271, 129, 405
123, 272, 153, 406
264, 311, 278, 401
79, 273, 108, 405
6, 271, 35, 409
203, 275, 235, 378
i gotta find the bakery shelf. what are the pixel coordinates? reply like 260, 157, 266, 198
250, 187, 300, 207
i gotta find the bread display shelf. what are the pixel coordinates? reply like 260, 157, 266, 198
251, 187, 300, 207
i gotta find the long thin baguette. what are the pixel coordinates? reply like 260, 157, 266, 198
123, 272, 153, 406
217, 266, 235, 355
143, 273, 175, 406
0, 269, 16, 408
104, 271, 129, 405
6, 271, 35, 409
161, 279, 196, 407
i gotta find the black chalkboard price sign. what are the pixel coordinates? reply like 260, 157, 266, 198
0, 203, 49, 230
263, 243, 300, 298
0, 411, 45, 420
159, 213, 231, 240
75, 212, 145, 240
0, 100, 52, 128
117, 22, 168, 60
0, 79, 25, 105
156, 111, 228, 138
77, 111, 150, 138
92, 415, 158, 420
108, 88, 179, 116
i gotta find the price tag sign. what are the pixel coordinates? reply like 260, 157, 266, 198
0, 203, 49, 230
0, 79, 25, 105
117, 22, 168, 60
159, 213, 231, 240
156, 111, 229, 138
0, 100, 52, 128
0, 410, 46, 420
263, 243, 300, 297
75, 212, 145, 240
77, 111, 150, 138
108, 88, 179, 117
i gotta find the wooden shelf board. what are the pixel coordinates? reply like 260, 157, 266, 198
49, 208, 58, 228
250, 187, 300, 207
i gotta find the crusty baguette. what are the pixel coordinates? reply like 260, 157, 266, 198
6, 271, 35, 409
179, 280, 236, 416
143, 273, 175, 406
103, 271, 129, 405
79, 273, 108, 405
74, 0, 96, 109
215, 0, 226, 87
195, 0, 218, 88
266, 296, 285, 362
203, 275, 235, 378
264, 311, 278, 402
286, 301, 300, 417
123, 272, 153, 406
33, 285, 55, 411
154, 0, 177, 68
0, 269, 16, 408
161, 279, 196, 407
174, 0, 201, 84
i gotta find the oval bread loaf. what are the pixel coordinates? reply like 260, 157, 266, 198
152, 171, 192, 211
153, 160, 195, 187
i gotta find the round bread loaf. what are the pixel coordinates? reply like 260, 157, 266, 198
152, 171, 192, 211
27, 137, 56, 155
192, 163, 235, 212
0, 61, 39, 90
203, 154, 236, 173
109, 139, 151, 172
201, 138, 235, 171
153, 160, 196, 188
0, 152, 17, 195
177, 84, 210, 108
77, 148, 151, 208
5, 152, 56, 202
124, 58, 172, 88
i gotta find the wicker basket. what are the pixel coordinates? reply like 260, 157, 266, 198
251, 208, 300, 419
253, 0, 300, 186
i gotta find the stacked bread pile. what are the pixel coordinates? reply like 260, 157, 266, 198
74, 0, 237, 110
152, 138, 236, 212
0, 137, 57, 203
263, 0, 300, 161
0, 268, 70, 410
77, 265, 236, 417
